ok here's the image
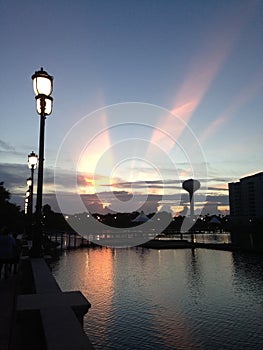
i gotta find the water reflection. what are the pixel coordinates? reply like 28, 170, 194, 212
52, 248, 263, 350
159, 232, 231, 244
232, 252, 263, 303
185, 248, 203, 299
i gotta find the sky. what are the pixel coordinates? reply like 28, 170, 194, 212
0, 0, 263, 216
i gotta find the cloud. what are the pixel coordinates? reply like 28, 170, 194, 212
0, 140, 28, 160
0, 161, 230, 215
0, 139, 16, 152
0, 163, 28, 192
205, 194, 229, 206
207, 187, 228, 192
110, 179, 183, 190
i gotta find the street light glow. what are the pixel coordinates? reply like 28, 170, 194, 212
27, 177, 32, 187
36, 95, 53, 116
32, 67, 53, 96
28, 151, 38, 169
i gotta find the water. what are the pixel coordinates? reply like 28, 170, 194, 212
51, 247, 263, 350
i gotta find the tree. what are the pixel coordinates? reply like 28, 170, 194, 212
0, 182, 23, 232
0, 181, 11, 202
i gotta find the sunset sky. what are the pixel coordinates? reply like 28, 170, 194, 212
0, 0, 263, 215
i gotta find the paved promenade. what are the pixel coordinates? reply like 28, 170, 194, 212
0, 257, 94, 350
0, 276, 17, 350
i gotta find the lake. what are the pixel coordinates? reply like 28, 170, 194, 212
51, 246, 263, 349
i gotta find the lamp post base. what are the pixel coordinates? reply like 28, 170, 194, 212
29, 223, 44, 258
29, 247, 44, 258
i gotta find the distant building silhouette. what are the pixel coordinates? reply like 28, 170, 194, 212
132, 211, 149, 223
228, 172, 263, 220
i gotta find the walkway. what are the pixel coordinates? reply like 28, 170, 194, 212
0, 258, 94, 350
0, 276, 17, 350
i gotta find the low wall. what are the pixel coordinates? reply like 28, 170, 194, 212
16, 258, 94, 350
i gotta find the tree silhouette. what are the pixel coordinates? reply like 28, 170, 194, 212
0, 182, 23, 232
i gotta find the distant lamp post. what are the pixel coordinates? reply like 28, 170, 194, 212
26, 179, 32, 218
31, 67, 54, 257
25, 197, 29, 214
27, 151, 38, 218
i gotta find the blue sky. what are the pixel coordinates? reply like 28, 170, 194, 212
0, 0, 263, 215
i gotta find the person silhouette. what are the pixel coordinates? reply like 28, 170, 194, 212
0, 227, 18, 279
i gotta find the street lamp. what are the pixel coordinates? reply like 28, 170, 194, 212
26, 178, 32, 219
27, 177, 32, 187
25, 197, 28, 214
31, 67, 54, 256
27, 151, 38, 218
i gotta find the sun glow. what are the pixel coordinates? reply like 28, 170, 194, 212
77, 174, 114, 194
76, 109, 117, 193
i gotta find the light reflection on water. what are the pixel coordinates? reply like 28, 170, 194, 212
51, 248, 263, 350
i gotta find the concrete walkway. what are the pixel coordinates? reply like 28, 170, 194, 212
0, 258, 94, 350
0, 276, 17, 350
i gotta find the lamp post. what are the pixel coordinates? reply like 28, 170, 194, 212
24, 196, 29, 214
31, 67, 53, 257
27, 151, 38, 218
27, 177, 32, 187
26, 190, 30, 200
26, 178, 32, 220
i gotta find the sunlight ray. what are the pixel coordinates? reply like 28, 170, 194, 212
199, 74, 263, 143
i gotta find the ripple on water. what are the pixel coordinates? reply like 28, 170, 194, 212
52, 248, 263, 350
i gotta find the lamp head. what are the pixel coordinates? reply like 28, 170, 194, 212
26, 177, 32, 186
35, 95, 53, 116
32, 67, 53, 96
28, 151, 38, 169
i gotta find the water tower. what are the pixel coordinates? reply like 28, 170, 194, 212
182, 179, 200, 217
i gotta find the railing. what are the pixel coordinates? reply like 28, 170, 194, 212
46, 232, 92, 251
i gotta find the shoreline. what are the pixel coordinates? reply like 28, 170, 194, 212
45, 232, 263, 255
140, 239, 238, 250
139, 239, 263, 254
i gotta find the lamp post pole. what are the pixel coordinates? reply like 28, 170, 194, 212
31, 68, 53, 257
29, 166, 34, 215
35, 111, 45, 230
27, 151, 37, 239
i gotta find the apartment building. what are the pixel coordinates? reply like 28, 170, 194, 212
228, 172, 263, 219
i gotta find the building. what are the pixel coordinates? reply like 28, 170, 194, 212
228, 172, 263, 220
